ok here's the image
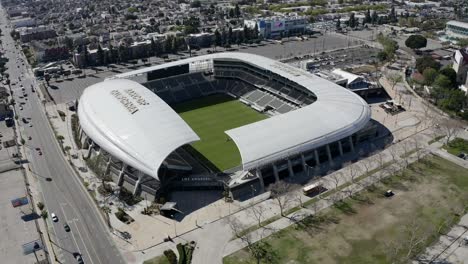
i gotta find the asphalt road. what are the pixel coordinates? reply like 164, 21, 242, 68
0, 6, 124, 264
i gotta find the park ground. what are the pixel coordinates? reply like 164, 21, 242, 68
173, 94, 267, 171
143, 255, 169, 264
223, 155, 468, 264
443, 137, 468, 157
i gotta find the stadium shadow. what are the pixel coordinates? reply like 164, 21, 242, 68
183, 145, 221, 173
172, 94, 236, 114
169, 190, 223, 221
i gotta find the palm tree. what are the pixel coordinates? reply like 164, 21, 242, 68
102, 206, 112, 228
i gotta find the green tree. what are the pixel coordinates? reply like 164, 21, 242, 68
433, 75, 452, 90
336, 19, 341, 30
405, 35, 427, 50
416, 56, 441, 73
349, 13, 356, 28
228, 27, 233, 45
253, 23, 259, 39
190, 0, 201, 8
377, 51, 388, 61
41, 210, 48, 220
422, 68, 438, 85
438, 89, 466, 112
127, 7, 138, 13
97, 45, 104, 65
365, 9, 371, 24
214, 29, 222, 49
389, 6, 397, 23
37, 202, 44, 211
439, 67, 457, 88
457, 38, 468, 47
243, 25, 250, 41
371, 11, 378, 25
235, 4, 241, 18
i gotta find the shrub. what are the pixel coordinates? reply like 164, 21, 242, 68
57, 110, 66, 121
177, 243, 186, 264
115, 207, 126, 222
163, 249, 178, 264
71, 114, 82, 149
40, 210, 48, 219
37, 202, 44, 210
185, 243, 195, 264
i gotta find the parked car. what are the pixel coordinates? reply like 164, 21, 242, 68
64, 223, 70, 232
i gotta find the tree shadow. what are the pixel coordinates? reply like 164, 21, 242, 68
334, 201, 357, 215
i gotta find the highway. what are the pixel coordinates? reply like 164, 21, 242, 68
0, 6, 124, 264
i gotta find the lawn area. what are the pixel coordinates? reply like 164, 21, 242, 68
224, 155, 468, 264
443, 137, 468, 156
173, 94, 267, 171
143, 255, 169, 264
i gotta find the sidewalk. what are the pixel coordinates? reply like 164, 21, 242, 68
135, 129, 434, 264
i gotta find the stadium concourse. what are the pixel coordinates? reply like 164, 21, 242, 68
76, 52, 376, 201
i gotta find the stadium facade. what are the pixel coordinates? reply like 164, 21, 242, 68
76, 52, 375, 200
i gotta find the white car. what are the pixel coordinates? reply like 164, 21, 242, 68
51, 213, 58, 222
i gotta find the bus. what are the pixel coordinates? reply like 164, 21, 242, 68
302, 182, 327, 196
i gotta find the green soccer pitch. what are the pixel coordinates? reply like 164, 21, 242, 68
173, 94, 267, 172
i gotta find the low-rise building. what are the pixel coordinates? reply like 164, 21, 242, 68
19, 26, 56, 42
11, 17, 36, 28
244, 15, 308, 39
446, 20, 468, 40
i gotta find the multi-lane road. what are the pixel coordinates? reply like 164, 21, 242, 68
0, 6, 124, 264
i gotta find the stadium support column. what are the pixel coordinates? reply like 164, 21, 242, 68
326, 145, 333, 164
272, 164, 280, 182
256, 169, 265, 192
338, 141, 344, 156
287, 159, 294, 177
314, 150, 320, 166
104, 156, 112, 176
349, 136, 355, 152
86, 141, 94, 159
133, 171, 145, 196
78, 126, 83, 141
117, 164, 127, 186
301, 154, 307, 173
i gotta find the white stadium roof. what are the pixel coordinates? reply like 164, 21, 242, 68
78, 79, 200, 180
81, 52, 370, 178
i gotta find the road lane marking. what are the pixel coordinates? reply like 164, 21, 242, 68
59, 203, 95, 264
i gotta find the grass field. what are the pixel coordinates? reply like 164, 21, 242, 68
224, 155, 468, 264
173, 94, 267, 171
143, 255, 169, 264
443, 137, 468, 156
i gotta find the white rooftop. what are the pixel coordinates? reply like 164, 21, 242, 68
78, 79, 200, 180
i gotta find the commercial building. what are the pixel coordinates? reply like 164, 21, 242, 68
77, 53, 373, 200
18, 26, 56, 43
244, 16, 308, 39
446, 20, 468, 40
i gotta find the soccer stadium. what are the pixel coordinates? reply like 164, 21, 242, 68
76, 52, 375, 200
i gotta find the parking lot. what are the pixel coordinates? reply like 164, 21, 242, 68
287, 45, 380, 71
0, 121, 44, 263
45, 33, 364, 104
